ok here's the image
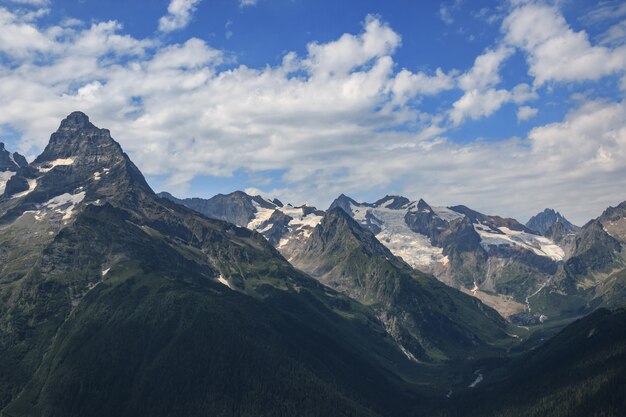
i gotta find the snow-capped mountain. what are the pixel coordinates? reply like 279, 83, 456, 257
163, 190, 571, 321
159, 191, 324, 259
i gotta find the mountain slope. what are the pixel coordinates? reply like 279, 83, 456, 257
290, 207, 511, 362
445, 307, 626, 417
0, 112, 441, 417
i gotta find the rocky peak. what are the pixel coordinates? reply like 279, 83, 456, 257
373, 195, 411, 209
415, 198, 433, 213
2, 112, 151, 210
526, 208, 578, 236
34, 112, 123, 165
328, 193, 360, 214
0, 143, 28, 172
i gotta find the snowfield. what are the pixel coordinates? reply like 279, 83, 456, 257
356, 204, 445, 269
247, 200, 323, 243
474, 223, 564, 261
0, 171, 15, 194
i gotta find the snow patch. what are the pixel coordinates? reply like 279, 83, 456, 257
0, 171, 16, 194
217, 275, 235, 290
37, 157, 75, 173
12, 178, 38, 198
398, 344, 418, 362
474, 224, 564, 261
349, 202, 368, 222
43, 191, 86, 220
468, 371, 484, 388
93, 171, 101, 181
101, 268, 111, 277
247, 201, 276, 230
432, 206, 464, 222
277, 205, 323, 239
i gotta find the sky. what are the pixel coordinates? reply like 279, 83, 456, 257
0, 0, 625, 224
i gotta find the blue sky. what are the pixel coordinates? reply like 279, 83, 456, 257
0, 0, 625, 223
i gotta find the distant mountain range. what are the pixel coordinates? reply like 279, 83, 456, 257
0, 112, 624, 417
160, 188, 626, 326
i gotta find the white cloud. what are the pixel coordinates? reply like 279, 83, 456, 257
0, 6, 624, 224
159, 0, 202, 33
502, 3, 626, 86
517, 105, 538, 121
449, 46, 535, 125
239, 0, 258, 7
457, 47, 512, 91
450, 88, 511, 125
390, 68, 455, 105
303, 16, 400, 78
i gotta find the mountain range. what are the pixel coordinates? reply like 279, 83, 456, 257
160, 187, 626, 327
0, 112, 623, 416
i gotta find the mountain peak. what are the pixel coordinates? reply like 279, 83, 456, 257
373, 195, 411, 209
34, 112, 120, 164
0, 143, 28, 172
328, 193, 360, 213
59, 111, 93, 130
526, 208, 578, 236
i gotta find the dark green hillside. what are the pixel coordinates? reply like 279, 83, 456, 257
441, 307, 626, 417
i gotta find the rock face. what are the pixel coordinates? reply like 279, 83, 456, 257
526, 208, 580, 237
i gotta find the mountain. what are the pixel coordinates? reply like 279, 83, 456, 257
290, 207, 511, 362
526, 208, 580, 242
165, 190, 576, 322
1, 112, 625, 417
157, 190, 275, 227
0, 142, 28, 194
159, 191, 324, 259
530, 202, 626, 319
445, 306, 626, 417
0, 112, 444, 417
328, 195, 566, 322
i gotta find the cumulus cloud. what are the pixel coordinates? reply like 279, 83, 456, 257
457, 47, 512, 91
502, 3, 626, 86
390, 68, 455, 106
0, 5, 624, 224
159, 0, 202, 33
449, 46, 536, 125
517, 105, 538, 121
